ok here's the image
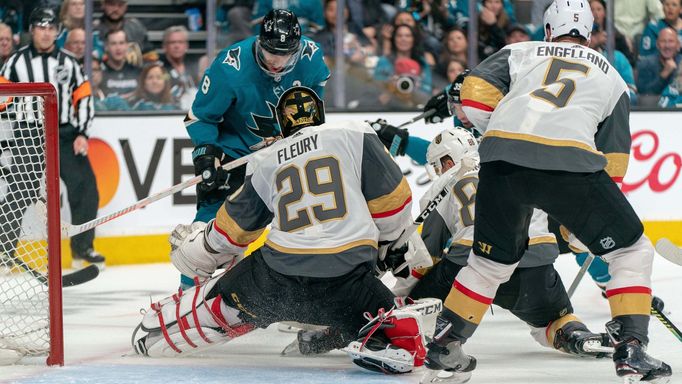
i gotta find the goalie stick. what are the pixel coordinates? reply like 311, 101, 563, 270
655, 238, 682, 266
61, 152, 256, 237
388, 171, 458, 274
3, 252, 99, 287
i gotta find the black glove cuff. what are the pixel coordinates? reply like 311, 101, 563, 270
191, 144, 223, 161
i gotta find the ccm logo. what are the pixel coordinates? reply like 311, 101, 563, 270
414, 302, 443, 316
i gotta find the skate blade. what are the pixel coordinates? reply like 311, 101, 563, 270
583, 340, 614, 355
420, 369, 472, 384
280, 339, 301, 356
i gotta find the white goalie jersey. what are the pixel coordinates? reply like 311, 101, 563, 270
204, 120, 413, 278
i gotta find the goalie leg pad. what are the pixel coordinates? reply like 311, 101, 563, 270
345, 300, 439, 373
132, 275, 255, 357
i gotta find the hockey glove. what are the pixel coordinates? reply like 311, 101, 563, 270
170, 221, 239, 280
192, 144, 229, 194
377, 242, 410, 279
368, 119, 409, 156
423, 90, 452, 124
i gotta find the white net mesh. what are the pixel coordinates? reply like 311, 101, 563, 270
0, 94, 51, 357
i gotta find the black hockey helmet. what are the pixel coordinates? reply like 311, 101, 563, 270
276, 86, 325, 137
448, 69, 471, 104
259, 9, 301, 55
29, 7, 58, 28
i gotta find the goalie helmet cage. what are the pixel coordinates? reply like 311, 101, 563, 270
0, 83, 63, 366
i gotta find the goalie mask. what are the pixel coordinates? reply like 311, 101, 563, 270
276, 86, 325, 137
426, 127, 479, 180
543, 0, 593, 42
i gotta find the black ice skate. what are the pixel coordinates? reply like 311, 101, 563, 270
606, 320, 672, 383
553, 321, 613, 358
421, 341, 477, 384
280, 327, 347, 356
72, 249, 105, 270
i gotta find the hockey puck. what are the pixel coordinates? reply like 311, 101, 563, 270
651, 296, 665, 312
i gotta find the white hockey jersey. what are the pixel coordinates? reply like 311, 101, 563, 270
420, 167, 558, 269
461, 41, 631, 182
205, 120, 413, 278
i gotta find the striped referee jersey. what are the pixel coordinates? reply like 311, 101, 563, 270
0, 44, 94, 135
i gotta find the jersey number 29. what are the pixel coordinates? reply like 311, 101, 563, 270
276, 156, 347, 232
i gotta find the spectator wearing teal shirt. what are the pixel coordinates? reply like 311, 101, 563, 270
57, 0, 104, 60
374, 24, 433, 108
590, 24, 638, 105
659, 69, 682, 107
128, 62, 179, 111
639, 0, 682, 57
637, 27, 682, 96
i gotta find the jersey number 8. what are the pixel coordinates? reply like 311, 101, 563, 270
276, 156, 347, 232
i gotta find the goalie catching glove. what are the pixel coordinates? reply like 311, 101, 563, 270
170, 221, 242, 281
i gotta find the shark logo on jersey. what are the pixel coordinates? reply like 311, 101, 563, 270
222, 47, 241, 71
301, 41, 319, 61
247, 101, 281, 150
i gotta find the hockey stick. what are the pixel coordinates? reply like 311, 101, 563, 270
655, 238, 682, 266
651, 296, 682, 343
396, 109, 437, 128
388, 172, 458, 274
3, 252, 99, 287
61, 153, 255, 237
388, 109, 436, 156
567, 252, 595, 299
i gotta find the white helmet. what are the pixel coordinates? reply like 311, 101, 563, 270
543, 0, 593, 42
426, 127, 479, 180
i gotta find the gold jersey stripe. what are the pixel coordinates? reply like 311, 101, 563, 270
604, 153, 630, 179
483, 130, 605, 155
367, 177, 412, 216
461, 76, 504, 110
608, 293, 652, 317
265, 238, 378, 255
215, 204, 266, 246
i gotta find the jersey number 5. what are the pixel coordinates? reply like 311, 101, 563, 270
276, 156, 347, 232
531, 58, 589, 108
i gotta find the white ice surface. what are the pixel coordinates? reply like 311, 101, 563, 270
1, 254, 680, 384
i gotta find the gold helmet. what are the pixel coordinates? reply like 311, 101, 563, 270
276, 86, 325, 137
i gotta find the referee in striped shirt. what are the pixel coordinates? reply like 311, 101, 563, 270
1, 7, 105, 267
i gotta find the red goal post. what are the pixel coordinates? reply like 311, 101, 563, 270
0, 82, 63, 366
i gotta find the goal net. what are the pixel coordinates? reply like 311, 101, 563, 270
0, 83, 63, 366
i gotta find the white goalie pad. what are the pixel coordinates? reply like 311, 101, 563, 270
132, 275, 254, 357
344, 298, 441, 374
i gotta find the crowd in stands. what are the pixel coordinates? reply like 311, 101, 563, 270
1, 0, 682, 110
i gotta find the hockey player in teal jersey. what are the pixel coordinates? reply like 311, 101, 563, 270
185, 9, 330, 224
181, 9, 329, 288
